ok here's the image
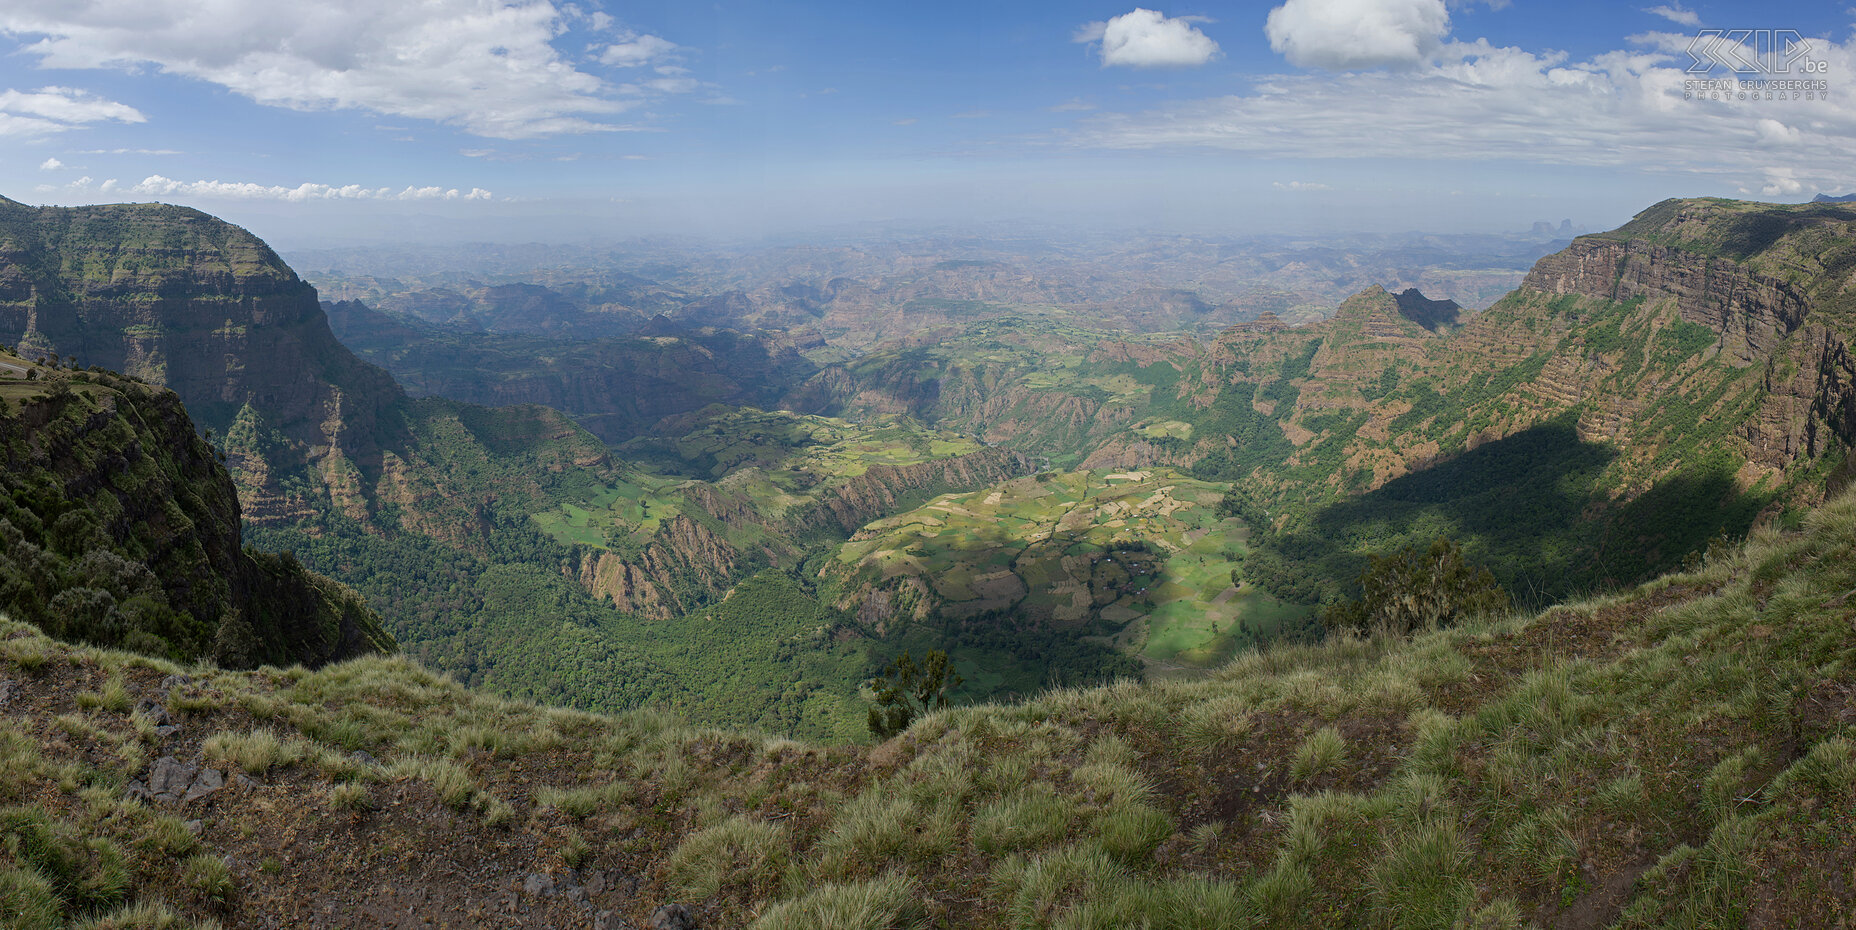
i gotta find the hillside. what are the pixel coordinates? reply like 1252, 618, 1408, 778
785, 200, 1856, 616
0, 346, 389, 668
5, 476, 1856, 927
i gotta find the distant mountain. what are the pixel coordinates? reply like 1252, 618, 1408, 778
1812, 193, 1856, 203
322, 298, 818, 444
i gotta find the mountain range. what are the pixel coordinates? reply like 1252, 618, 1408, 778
3, 193, 1856, 926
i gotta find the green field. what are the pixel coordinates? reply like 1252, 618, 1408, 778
829, 468, 1313, 670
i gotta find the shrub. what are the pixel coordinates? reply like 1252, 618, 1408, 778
867, 650, 962, 739
1324, 538, 1509, 636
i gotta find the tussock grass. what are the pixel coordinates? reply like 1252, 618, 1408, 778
201, 729, 310, 775
75, 675, 132, 714
180, 854, 233, 902
667, 815, 789, 900
1291, 726, 1346, 780
749, 873, 922, 930
326, 782, 374, 813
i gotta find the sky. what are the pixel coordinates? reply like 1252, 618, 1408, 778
1, 0, 1853, 247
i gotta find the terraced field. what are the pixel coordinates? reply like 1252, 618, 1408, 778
827, 468, 1313, 672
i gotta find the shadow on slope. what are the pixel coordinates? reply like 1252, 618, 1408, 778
1242, 417, 1772, 608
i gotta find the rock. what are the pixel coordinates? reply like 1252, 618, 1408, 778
142, 756, 225, 805
593, 912, 622, 930
522, 873, 555, 897
124, 779, 151, 803
181, 766, 224, 804
155, 725, 180, 739
350, 749, 378, 767
0, 678, 12, 705
134, 699, 171, 726
650, 903, 697, 930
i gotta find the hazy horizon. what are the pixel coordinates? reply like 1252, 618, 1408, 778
3, 1, 1852, 248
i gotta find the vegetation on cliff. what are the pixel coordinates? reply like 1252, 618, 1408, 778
0, 348, 390, 668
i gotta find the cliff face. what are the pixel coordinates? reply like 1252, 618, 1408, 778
0, 357, 391, 666
0, 197, 402, 442
1521, 237, 1809, 367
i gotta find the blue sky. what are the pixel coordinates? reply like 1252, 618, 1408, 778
2, 1, 1853, 246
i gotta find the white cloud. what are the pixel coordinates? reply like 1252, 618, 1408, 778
1644, 4, 1700, 27
38, 157, 61, 170
1272, 180, 1333, 190
1050, 98, 1097, 112
1760, 167, 1804, 196
1265, 0, 1450, 70
599, 31, 678, 67
0, 86, 144, 137
1067, 32, 1856, 198
893, 117, 919, 126
1076, 9, 1221, 68
120, 175, 494, 202
0, 2, 678, 138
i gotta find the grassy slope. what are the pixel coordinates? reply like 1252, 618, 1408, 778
9, 487, 1856, 927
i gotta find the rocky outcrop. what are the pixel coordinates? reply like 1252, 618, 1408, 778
1522, 237, 1808, 367
573, 514, 742, 619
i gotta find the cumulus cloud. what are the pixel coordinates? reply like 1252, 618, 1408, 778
124, 175, 494, 202
0, 1, 679, 138
0, 86, 144, 136
1644, 4, 1700, 27
38, 157, 61, 170
1067, 30, 1856, 198
600, 31, 678, 67
1272, 180, 1333, 190
1075, 9, 1221, 68
1265, 0, 1450, 70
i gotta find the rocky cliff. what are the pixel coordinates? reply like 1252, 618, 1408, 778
0, 351, 391, 666
0, 196, 401, 451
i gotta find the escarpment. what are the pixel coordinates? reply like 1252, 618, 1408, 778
1522, 236, 1809, 367
0, 358, 391, 666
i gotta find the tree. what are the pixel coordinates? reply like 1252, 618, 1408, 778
866, 649, 962, 739
1323, 537, 1508, 637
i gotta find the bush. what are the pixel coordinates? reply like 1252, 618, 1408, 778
867, 650, 962, 739
1324, 538, 1508, 636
